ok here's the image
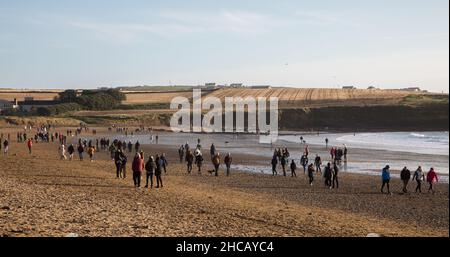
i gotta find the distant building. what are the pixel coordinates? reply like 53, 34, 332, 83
203, 82, 217, 90
203, 83, 222, 91
342, 86, 357, 90
400, 87, 421, 92
18, 97, 59, 112
250, 85, 272, 89
230, 83, 243, 88
367, 86, 377, 90
0, 98, 18, 113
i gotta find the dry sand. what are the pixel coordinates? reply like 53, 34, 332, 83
0, 128, 448, 237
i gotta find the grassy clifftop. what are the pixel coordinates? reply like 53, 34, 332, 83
279, 103, 449, 132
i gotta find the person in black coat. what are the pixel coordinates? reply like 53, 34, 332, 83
400, 166, 411, 193
271, 156, 278, 176
290, 160, 297, 177
323, 163, 333, 188
145, 156, 155, 188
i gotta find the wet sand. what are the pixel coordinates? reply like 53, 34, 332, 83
0, 127, 448, 237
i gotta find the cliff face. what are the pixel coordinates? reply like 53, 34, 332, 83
70, 103, 448, 132
279, 103, 449, 132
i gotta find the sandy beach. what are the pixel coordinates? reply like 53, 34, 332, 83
0, 127, 448, 237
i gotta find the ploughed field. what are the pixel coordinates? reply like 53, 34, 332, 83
0, 87, 426, 107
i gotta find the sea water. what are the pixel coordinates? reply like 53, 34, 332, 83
278, 131, 449, 156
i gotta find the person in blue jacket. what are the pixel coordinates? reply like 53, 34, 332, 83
381, 165, 391, 194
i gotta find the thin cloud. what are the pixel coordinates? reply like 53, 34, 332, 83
159, 10, 287, 34
294, 10, 361, 27
68, 10, 289, 43
68, 21, 197, 41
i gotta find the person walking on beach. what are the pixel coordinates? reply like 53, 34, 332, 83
132, 153, 144, 188
300, 153, 308, 174
135, 141, 141, 152
68, 144, 75, 160
77, 143, 84, 161
271, 155, 278, 176
27, 138, 33, 154
380, 165, 391, 194
108, 144, 116, 160
197, 138, 201, 149
195, 149, 203, 174
114, 148, 126, 178
343, 144, 348, 162
324, 163, 332, 188
332, 162, 339, 189
3, 139, 9, 156
127, 141, 132, 153
185, 150, 194, 174
161, 153, 168, 173
400, 166, 411, 193
224, 153, 232, 176
212, 152, 220, 176
155, 154, 163, 188
178, 145, 185, 163
330, 147, 336, 161
412, 166, 425, 193
276, 148, 282, 162
120, 152, 128, 179
210, 143, 216, 160
314, 154, 322, 173
325, 138, 329, 149
307, 163, 315, 186
87, 145, 95, 162
304, 145, 309, 157
280, 155, 287, 176
145, 156, 155, 188
426, 168, 438, 194
290, 159, 297, 177
59, 144, 67, 160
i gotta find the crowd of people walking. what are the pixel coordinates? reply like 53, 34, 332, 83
0, 125, 444, 195
381, 165, 439, 195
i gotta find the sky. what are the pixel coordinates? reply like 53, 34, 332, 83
0, 0, 448, 92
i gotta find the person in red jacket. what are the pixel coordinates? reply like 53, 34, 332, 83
426, 168, 439, 194
330, 147, 336, 161
132, 153, 144, 187
27, 138, 33, 154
